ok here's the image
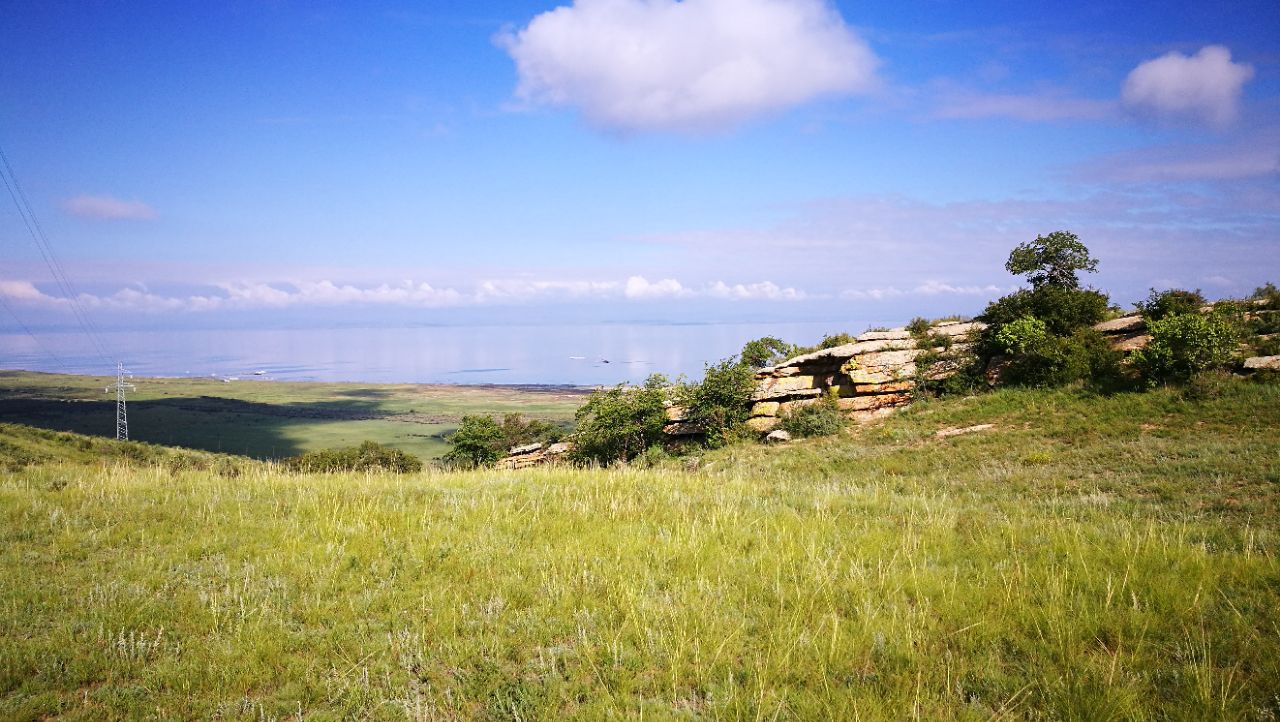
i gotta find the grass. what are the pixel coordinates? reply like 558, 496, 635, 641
1, 380, 1279, 719
0, 371, 585, 460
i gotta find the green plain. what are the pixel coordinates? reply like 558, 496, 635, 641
2, 379, 1278, 719
0, 371, 586, 460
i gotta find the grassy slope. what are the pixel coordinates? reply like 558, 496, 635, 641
1, 381, 1278, 720
0, 371, 586, 460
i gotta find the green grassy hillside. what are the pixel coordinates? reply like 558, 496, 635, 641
0, 371, 586, 460
2, 380, 1278, 719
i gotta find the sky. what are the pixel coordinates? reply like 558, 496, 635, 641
2, 0, 1278, 336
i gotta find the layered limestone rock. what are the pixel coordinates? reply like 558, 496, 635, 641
747, 320, 985, 429
496, 441, 574, 470
1244, 355, 1280, 371
1093, 314, 1150, 352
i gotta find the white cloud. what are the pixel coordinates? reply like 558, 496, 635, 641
624, 276, 687, 299
62, 194, 157, 221
498, 0, 879, 132
0, 275, 807, 313
707, 280, 805, 301
474, 279, 622, 301
1122, 45, 1254, 128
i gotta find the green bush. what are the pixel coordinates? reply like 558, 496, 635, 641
1135, 288, 1206, 321
994, 316, 1049, 356
441, 413, 565, 469
571, 375, 671, 465
906, 317, 931, 337
1134, 312, 1239, 386
980, 286, 1110, 338
740, 336, 794, 368
996, 326, 1120, 388
780, 393, 846, 438
441, 415, 505, 469
284, 441, 422, 473
679, 358, 757, 449
1251, 282, 1280, 310
817, 332, 854, 349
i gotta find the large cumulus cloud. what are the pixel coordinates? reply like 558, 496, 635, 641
498, 0, 879, 132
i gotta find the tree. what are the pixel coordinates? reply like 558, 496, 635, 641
1005, 230, 1099, 290
740, 336, 793, 369
571, 374, 672, 465
441, 415, 505, 469
679, 357, 757, 448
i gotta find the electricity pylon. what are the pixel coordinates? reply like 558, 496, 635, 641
108, 362, 134, 440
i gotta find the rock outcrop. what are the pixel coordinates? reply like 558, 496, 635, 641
1093, 314, 1150, 352
746, 320, 984, 428
495, 441, 574, 470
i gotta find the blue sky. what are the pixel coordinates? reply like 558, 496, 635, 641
2, 0, 1278, 332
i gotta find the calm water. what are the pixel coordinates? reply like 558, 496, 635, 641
1, 322, 866, 386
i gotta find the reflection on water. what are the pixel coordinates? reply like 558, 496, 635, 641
1, 321, 866, 385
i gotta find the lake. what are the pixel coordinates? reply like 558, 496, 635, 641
1, 321, 869, 386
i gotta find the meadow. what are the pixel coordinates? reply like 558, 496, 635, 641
2, 378, 1278, 719
0, 371, 585, 461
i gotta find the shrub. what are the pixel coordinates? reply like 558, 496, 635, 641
1135, 288, 1206, 321
780, 392, 846, 438
995, 326, 1120, 388
740, 336, 794, 369
571, 374, 671, 465
1133, 312, 1239, 386
994, 316, 1050, 356
680, 358, 757, 449
916, 332, 954, 350
906, 317, 931, 337
1251, 282, 1280, 310
817, 332, 854, 349
441, 415, 505, 469
285, 441, 422, 473
498, 413, 562, 450
980, 286, 1110, 339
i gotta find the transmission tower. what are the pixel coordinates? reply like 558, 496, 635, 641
108, 363, 134, 440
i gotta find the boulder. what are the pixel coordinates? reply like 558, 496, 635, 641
1244, 355, 1280, 370
546, 442, 574, 456
749, 401, 781, 417
751, 386, 823, 402
508, 442, 543, 456
852, 380, 915, 394
929, 321, 985, 337
765, 338, 914, 372
856, 328, 911, 342
664, 404, 687, 422
838, 393, 912, 412
1112, 333, 1152, 352
842, 349, 922, 384
746, 416, 781, 433
778, 398, 820, 415
664, 422, 701, 437
1094, 315, 1145, 334
765, 430, 792, 443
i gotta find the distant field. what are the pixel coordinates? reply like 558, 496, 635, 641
1, 381, 1278, 719
0, 371, 586, 460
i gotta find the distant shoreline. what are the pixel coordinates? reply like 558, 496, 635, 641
0, 368, 596, 395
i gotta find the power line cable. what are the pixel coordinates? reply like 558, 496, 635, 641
0, 294, 71, 371
0, 143, 114, 364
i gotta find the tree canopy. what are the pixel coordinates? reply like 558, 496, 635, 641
1005, 230, 1099, 290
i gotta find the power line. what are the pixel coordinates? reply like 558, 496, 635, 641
0, 294, 71, 371
0, 142, 114, 365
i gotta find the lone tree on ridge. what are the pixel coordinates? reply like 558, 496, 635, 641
1005, 230, 1099, 290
